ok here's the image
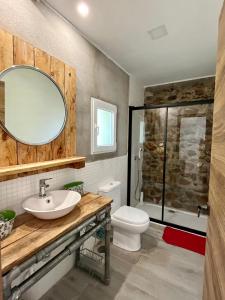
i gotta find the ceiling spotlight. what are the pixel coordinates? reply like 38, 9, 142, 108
77, 2, 89, 17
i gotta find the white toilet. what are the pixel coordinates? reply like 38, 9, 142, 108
98, 181, 149, 251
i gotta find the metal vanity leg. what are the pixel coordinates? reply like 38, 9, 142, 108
104, 208, 111, 285
3, 276, 12, 300
75, 231, 80, 268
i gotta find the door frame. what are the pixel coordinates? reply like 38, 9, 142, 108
127, 98, 214, 236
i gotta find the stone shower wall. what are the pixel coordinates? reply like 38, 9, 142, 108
142, 108, 165, 206
145, 77, 215, 104
143, 77, 215, 213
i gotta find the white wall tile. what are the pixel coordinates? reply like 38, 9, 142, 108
0, 155, 127, 214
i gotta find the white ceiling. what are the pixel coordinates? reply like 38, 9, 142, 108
46, 0, 223, 86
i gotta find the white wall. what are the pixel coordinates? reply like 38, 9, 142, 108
129, 75, 144, 107
0, 155, 127, 299
130, 110, 144, 207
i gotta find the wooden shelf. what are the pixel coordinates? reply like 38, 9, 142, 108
0, 156, 86, 177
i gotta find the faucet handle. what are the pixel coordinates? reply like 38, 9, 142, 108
40, 178, 53, 185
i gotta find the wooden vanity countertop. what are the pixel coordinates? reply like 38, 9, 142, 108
1, 193, 112, 275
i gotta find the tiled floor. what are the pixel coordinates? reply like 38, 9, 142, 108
41, 223, 205, 300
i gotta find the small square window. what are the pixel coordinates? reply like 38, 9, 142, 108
91, 97, 117, 154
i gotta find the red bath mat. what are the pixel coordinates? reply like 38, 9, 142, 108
162, 227, 206, 255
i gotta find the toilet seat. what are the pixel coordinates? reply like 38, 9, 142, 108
112, 215, 149, 233
112, 205, 149, 225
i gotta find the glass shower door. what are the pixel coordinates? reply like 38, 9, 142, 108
164, 104, 213, 231
130, 108, 166, 221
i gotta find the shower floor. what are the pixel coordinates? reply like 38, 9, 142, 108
136, 202, 207, 232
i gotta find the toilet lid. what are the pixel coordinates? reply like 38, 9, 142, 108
113, 206, 149, 225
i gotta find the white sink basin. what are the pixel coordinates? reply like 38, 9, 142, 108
22, 190, 81, 220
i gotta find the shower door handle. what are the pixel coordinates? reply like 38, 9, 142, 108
197, 204, 210, 218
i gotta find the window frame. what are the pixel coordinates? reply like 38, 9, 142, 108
91, 97, 117, 155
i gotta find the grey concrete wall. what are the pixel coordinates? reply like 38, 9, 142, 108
0, 0, 129, 161
129, 75, 144, 106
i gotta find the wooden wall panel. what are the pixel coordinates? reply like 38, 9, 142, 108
13, 36, 37, 165
34, 48, 52, 162
0, 29, 17, 167
0, 82, 5, 124
50, 57, 66, 159
65, 64, 76, 156
0, 28, 76, 181
203, 2, 225, 299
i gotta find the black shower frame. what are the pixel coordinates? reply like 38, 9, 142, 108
127, 98, 214, 237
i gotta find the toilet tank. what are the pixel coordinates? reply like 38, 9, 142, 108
98, 181, 121, 213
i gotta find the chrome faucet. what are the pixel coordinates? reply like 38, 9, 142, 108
39, 178, 52, 197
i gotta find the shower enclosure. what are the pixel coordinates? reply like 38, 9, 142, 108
128, 99, 213, 234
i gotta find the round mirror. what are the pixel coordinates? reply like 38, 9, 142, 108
0, 65, 67, 145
